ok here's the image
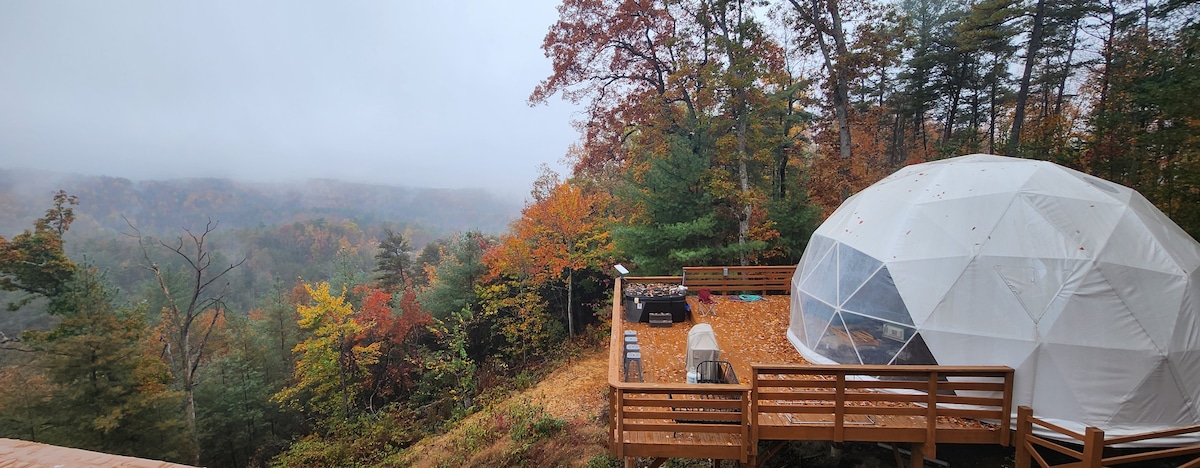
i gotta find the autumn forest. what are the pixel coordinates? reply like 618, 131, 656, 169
1, 0, 1198, 465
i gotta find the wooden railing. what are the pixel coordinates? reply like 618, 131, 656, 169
681, 266, 795, 295
610, 383, 752, 462
607, 276, 753, 463
750, 364, 1014, 463
1014, 406, 1200, 468
611, 270, 1200, 467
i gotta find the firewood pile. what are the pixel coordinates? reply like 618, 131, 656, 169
624, 282, 686, 297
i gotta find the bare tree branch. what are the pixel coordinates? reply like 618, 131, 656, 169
123, 216, 244, 465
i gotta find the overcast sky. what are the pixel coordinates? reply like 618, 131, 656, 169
0, 1, 580, 199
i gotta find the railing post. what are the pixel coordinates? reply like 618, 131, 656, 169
926, 371, 938, 458
742, 388, 752, 464
1081, 426, 1105, 468
614, 387, 624, 459
749, 370, 760, 465
1001, 370, 1014, 446
1015, 406, 1033, 468
834, 372, 846, 442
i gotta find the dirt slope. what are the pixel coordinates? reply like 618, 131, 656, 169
400, 349, 611, 467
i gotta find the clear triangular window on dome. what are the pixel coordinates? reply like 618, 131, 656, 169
799, 235, 836, 283
837, 243, 882, 306
840, 310, 914, 365
842, 266, 914, 326
889, 333, 938, 366
800, 293, 837, 349
814, 312, 863, 365
800, 243, 839, 305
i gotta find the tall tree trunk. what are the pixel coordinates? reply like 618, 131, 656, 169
1008, 0, 1047, 156
789, 0, 852, 163
567, 268, 575, 338
736, 91, 751, 266
183, 340, 199, 465
989, 72, 998, 153
338, 335, 349, 419
1054, 20, 1080, 116
828, 0, 852, 163
566, 232, 576, 339
944, 59, 967, 143
713, 0, 754, 264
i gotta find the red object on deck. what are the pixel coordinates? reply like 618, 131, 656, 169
698, 288, 717, 316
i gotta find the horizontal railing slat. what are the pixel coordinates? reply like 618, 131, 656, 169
1102, 424, 1200, 446
758, 404, 835, 414
624, 399, 745, 409
938, 395, 1006, 406
754, 379, 837, 388
623, 422, 745, 433
843, 406, 927, 416
622, 410, 743, 421
937, 408, 1003, 419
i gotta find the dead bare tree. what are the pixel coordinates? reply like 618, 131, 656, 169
126, 218, 244, 465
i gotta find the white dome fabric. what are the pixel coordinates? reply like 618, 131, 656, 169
788, 154, 1200, 441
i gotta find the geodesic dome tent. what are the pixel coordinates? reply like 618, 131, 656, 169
788, 154, 1200, 441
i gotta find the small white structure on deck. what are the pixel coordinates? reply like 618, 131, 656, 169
687, 323, 721, 375
788, 154, 1200, 444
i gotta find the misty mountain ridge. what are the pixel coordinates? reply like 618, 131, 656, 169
0, 168, 521, 239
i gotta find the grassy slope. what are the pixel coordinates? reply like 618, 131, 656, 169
399, 349, 611, 467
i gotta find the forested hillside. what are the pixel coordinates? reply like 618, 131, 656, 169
0, 169, 518, 238
0, 171, 519, 337
1, 0, 1197, 467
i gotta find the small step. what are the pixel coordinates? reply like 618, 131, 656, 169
648, 312, 673, 328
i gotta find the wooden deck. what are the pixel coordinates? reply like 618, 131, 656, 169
608, 272, 1015, 467
611, 268, 1200, 467
751, 364, 1013, 461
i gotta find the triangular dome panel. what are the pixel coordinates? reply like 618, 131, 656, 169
842, 266, 913, 326
798, 234, 837, 283
836, 243, 882, 306
1042, 266, 1156, 351
1041, 342, 1164, 426
1021, 191, 1124, 256
1028, 348, 1088, 423
798, 293, 836, 349
1109, 358, 1196, 428
1103, 206, 1193, 275
924, 261, 1035, 341
914, 193, 1013, 254
1098, 262, 1187, 353
979, 197, 1084, 259
799, 243, 839, 306
993, 259, 1080, 324
840, 310, 915, 364
813, 313, 861, 365
888, 256, 972, 325
920, 330, 1038, 369
890, 332, 937, 366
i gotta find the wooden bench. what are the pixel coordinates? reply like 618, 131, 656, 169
682, 266, 796, 295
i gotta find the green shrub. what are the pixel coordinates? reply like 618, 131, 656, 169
507, 400, 565, 443
587, 453, 619, 468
